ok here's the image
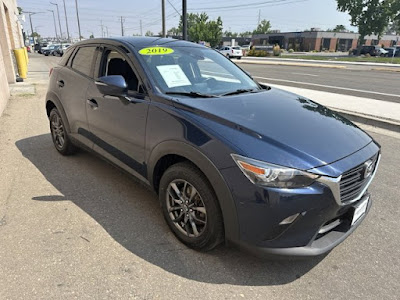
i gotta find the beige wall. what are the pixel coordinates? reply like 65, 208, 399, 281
0, 0, 23, 116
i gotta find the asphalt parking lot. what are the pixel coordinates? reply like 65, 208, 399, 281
0, 54, 399, 299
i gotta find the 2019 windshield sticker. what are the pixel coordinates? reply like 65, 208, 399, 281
139, 47, 174, 55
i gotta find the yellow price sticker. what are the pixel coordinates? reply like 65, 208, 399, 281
139, 47, 174, 55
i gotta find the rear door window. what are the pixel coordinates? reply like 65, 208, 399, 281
71, 46, 97, 77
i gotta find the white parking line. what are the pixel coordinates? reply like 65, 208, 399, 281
291, 72, 318, 77
253, 76, 400, 98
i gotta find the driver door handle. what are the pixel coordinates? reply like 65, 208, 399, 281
57, 80, 65, 88
87, 99, 98, 108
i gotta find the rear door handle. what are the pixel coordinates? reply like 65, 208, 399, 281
57, 80, 65, 88
87, 99, 98, 108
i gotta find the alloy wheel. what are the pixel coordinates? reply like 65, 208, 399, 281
50, 113, 65, 149
166, 179, 207, 237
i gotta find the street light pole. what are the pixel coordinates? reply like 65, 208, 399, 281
182, 0, 187, 40
50, 2, 63, 40
62, 0, 70, 42
75, 0, 82, 40
47, 9, 59, 41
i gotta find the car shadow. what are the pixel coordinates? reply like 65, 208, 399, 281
16, 134, 326, 286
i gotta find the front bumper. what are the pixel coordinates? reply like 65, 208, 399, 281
220, 147, 380, 257
235, 193, 372, 257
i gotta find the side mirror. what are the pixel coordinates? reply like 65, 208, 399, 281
95, 75, 128, 97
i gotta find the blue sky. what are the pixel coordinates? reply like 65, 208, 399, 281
18, 0, 357, 38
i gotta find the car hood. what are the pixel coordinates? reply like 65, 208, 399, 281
173, 87, 372, 170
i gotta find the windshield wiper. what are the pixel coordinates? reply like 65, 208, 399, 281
220, 89, 260, 96
165, 91, 218, 98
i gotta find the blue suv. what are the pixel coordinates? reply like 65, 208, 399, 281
45, 37, 380, 257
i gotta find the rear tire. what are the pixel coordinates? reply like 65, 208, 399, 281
49, 108, 78, 155
159, 162, 224, 251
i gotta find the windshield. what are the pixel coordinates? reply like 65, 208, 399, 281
232, 46, 241, 50
138, 46, 260, 96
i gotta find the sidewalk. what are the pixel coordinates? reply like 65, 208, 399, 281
267, 83, 400, 132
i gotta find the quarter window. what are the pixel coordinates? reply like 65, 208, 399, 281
71, 46, 96, 77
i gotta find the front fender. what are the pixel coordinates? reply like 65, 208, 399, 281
147, 140, 240, 243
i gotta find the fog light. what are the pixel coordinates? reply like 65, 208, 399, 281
279, 213, 300, 225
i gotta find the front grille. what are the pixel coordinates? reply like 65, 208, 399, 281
340, 154, 378, 204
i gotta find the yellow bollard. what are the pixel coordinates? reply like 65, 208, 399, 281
13, 48, 27, 79
23, 47, 29, 64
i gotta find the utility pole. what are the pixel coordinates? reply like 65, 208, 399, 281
182, 0, 187, 40
62, 0, 70, 42
75, 0, 82, 40
47, 10, 59, 40
50, 2, 63, 40
140, 19, 143, 36
25, 12, 43, 38
120, 16, 125, 36
100, 20, 104, 37
162, 0, 166, 37
105, 26, 109, 37
257, 9, 261, 26
27, 13, 35, 38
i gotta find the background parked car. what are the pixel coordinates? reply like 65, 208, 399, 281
351, 45, 379, 56
376, 46, 388, 56
54, 44, 71, 56
218, 46, 243, 59
37, 43, 49, 54
385, 46, 400, 57
43, 44, 60, 56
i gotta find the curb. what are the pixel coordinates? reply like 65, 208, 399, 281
9, 83, 36, 96
330, 107, 400, 133
371, 67, 400, 73
236, 60, 347, 69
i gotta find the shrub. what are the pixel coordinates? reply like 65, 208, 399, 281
288, 49, 294, 53
248, 49, 270, 57
273, 44, 281, 56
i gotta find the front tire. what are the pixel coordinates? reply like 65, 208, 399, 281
159, 162, 224, 251
49, 108, 78, 155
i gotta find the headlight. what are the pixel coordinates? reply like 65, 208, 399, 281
231, 154, 320, 188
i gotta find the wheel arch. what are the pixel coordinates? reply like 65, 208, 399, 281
148, 141, 240, 243
45, 91, 71, 133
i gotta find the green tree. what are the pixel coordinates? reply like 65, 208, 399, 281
178, 13, 223, 47
167, 27, 180, 36
145, 31, 154, 36
207, 17, 223, 47
224, 31, 238, 38
253, 19, 271, 35
31, 32, 40, 38
17, 7, 23, 14
388, 20, 400, 34
89, 34, 94, 39
336, 0, 400, 50
239, 31, 252, 37
332, 24, 347, 32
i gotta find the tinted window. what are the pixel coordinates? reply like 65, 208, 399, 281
100, 49, 139, 92
59, 46, 75, 66
71, 46, 96, 77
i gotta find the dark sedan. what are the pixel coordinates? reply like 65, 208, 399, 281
45, 37, 380, 257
